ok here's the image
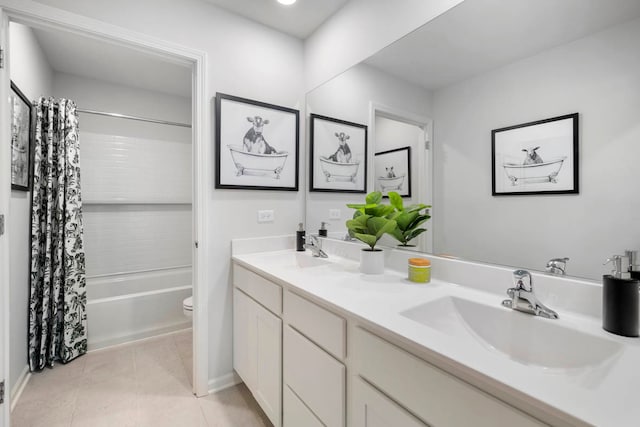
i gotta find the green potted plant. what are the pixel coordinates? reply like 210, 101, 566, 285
346, 191, 397, 274
386, 191, 431, 248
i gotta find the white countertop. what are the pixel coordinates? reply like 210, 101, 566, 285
232, 245, 640, 427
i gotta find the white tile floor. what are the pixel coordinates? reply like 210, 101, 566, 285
11, 330, 271, 427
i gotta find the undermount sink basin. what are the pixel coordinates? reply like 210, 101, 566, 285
256, 251, 331, 269
293, 252, 331, 268
401, 296, 623, 370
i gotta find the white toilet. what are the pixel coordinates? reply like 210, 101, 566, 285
183, 296, 193, 319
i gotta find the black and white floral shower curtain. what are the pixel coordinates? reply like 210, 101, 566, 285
29, 97, 87, 371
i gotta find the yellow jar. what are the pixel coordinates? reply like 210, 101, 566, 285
408, 258, 431, 283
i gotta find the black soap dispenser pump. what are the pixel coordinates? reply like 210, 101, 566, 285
602, 254, 639, 337
296, 223, 306, 252
319, 222, 328, 237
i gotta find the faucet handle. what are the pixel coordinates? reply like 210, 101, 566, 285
512, 269, 533, 292
547, 257, 569, 267
546, 257, 569, 275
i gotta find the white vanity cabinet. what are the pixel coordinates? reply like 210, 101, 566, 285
233, 265, 283, 427
232, 260, 551, 427
283, 290, 347, 427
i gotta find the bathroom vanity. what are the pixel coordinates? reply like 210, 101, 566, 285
231, 236, 640, 427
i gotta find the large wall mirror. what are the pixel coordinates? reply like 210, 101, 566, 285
306, 0, 640, 281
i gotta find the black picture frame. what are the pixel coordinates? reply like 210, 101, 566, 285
215, 93, 299, 191
374, 146, 412, 198
491, 113, 579, 196
309, 113, 368, 193
10, 81, 33, 192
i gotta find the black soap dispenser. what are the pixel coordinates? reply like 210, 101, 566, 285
602, 254, 639, 337
319, 222, 328, 237
296, 223, 306, 252
626, 250, 640, 280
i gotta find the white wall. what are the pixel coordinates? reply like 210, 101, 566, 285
304, 0, 464, 91
432, 18, 640, 280
30, 0, 306, 387
8, 22, 53, 395
306, 63, 431, 237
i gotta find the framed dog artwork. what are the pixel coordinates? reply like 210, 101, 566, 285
492, 113, 579, 196
309, 114, 367, 193
374, 146, 411, 198
10, 81, 33, 191
215, 93, 300, 191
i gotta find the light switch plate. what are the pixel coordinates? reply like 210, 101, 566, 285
257, 210, 275, 223
329, 209, 341, 220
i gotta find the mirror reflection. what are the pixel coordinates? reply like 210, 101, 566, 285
306, 0, 640, 281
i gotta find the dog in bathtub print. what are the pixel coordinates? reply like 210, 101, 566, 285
227, 115, 289, 179
318, 132, 361, 183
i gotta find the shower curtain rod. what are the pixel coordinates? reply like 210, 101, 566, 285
76, 108, 192, 128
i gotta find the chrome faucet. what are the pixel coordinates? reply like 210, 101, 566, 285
545, 257, 569, 275
501, 269, 558, 319
304, 234, 328, 258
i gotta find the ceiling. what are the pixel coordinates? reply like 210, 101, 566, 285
29, 0, 349, 96
32, 27, 192, 98
202, 0, 349, 39
365, 0, 640, 91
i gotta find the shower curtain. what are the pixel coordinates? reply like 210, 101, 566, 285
29, 97, 87, 371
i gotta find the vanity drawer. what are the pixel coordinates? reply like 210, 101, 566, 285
352, 327, 546, 427
283, 325, 345, 427
233, 264, 282, 315
284, 290, 346, 360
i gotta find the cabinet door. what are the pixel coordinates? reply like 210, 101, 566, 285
233, 288, 282, 427
254, 301, 282, 427
283, 385, 324, 427
352, 377, 428, 427
233, 288, 255, 386
283, 326, 345, 427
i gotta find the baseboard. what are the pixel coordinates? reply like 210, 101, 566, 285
208, 371, 242, 394
10, 365, 31, 412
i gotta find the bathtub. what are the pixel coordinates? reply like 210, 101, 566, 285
378, 174, 405, 191
502, 157, 566, 185
86, 266, 192, 350
228, 144, 289, 179
319, 156, 360, 182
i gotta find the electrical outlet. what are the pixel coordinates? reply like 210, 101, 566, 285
329, 209, 341, 220
257, 210, 275, 223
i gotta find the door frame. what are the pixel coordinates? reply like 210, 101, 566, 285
0, 0, 211, 407
369, 102, 434, 252
0, 8, 9, 427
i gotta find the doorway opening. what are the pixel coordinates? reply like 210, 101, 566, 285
370, 103, 433, 252
0, 8, 209, 423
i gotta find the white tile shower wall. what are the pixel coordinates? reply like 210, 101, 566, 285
81, 132, 192, 203
83, 205, 192, 276
80, 131, 192, 347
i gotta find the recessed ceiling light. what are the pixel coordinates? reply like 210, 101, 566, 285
277, 0, 297, 5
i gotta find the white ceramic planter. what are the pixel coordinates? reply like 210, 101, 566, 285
360, 249, 385, 274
